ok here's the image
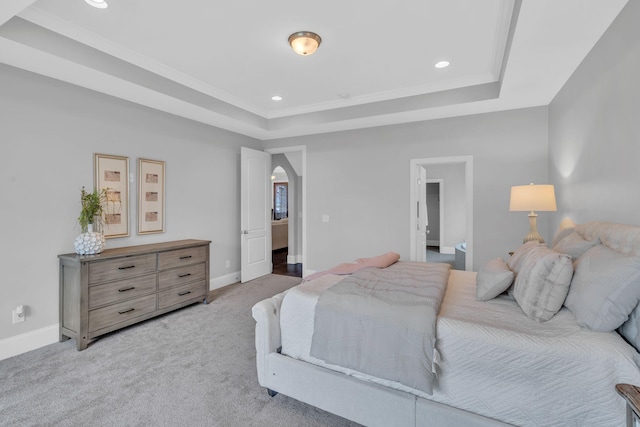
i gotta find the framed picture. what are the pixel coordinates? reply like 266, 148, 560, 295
94, 153, 130, 238
138, 158, 165, 234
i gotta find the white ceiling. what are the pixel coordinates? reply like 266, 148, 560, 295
0, 0, 628, 140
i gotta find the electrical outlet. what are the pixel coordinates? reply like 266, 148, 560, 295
225, 260, 230, 269
12, 307, 25, 324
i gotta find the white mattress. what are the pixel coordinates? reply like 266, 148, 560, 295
280, 268, 640, 426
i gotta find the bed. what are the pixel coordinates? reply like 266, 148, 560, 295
252, 221, 640, 426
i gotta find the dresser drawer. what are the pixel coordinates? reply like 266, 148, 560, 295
158, 263, 206, 290
89, 273, 157, 309
158, 281, 205, 310
89, 294, 156, 332
158, 246, 207, 270
89, 254, 157, 284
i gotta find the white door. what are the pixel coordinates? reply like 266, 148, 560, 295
415, 166, 428, 262
241, 147, 272, 282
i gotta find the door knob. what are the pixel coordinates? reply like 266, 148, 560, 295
242, 230, 249, 234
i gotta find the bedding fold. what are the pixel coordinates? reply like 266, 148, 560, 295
310, 261, 451, 394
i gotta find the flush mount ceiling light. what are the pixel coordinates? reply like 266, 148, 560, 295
435, 60, 450, 69
288, 31, 322, 56
271, 95, 283, 101
85, 0, 108, 8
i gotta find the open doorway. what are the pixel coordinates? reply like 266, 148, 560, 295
410, 156, 473, 271
266, 147, 306, 278
424, 180, 455, 267
271, 165, 301, 277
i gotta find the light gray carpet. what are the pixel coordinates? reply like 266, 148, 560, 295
1, 275, 360, 427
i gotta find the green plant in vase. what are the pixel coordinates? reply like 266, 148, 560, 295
78, 186, 108, 233
75, 186, 108, 255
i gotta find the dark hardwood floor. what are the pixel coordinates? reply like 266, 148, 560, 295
272, 248, 302, 278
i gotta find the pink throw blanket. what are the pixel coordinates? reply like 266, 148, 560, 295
303, 252, 400, 282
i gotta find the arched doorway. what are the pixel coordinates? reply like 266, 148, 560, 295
271, 164, 301, 278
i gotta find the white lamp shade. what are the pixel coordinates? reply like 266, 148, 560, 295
509, 184, 557, 212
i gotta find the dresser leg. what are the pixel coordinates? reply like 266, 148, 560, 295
76, 337, 88, 351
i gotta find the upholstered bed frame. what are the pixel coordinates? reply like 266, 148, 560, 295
252, 292, 510, 427
252, 220, 640, 427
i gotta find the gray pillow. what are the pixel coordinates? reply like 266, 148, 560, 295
512, 245, 573, 322
552, 230, 599, 261
565, 245, 640, 331
507, 241, 545, 273
476, 258, 514, 301
619, 303, 640, 352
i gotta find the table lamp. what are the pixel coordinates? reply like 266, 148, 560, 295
509, 183, 557, 244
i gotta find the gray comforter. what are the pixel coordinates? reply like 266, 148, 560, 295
310, 261, 451, 394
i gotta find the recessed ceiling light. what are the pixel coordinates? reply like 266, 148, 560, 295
338, 93, 351, 99
271, 95, 283, 101
85, 0, 108, 9
435, 61, 450, 69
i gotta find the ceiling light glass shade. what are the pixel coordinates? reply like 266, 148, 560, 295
288, 32, 322, 56
85, 0, 108, 8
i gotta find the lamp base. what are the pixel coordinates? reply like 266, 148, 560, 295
522, 212, 545, 244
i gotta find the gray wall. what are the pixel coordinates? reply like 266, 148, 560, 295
0, 64, 260, 341
264, 106, 550, 273
549, 0, 640, 229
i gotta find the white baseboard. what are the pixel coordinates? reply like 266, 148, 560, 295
441, 246, 455, 255
426, 239, 440, 246
210, 272, 240, 291
0, 324, 59, 361
2, 276, 243, 361
286, 254, 303, 264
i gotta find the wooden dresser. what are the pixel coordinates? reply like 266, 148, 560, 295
58, 239, 211, 350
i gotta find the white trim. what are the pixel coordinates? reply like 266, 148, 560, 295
265, 146, 307, 278
410, 156, 474, 271
0, 324, 59, 361
286, 255, 298, 265
210, 273, 240, 291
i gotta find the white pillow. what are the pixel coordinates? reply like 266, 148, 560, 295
552, 230, 599, 261
551, 226, 575, 248
565, 245, 640, 331
476, 258, 514, 301
507, 241, 545, 273
511, 245, 573, 322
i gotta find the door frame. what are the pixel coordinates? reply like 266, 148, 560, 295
265, 145, 307, 278
409, 156, 473, 271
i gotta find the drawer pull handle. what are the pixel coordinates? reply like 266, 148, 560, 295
118, 287, 136, 293
118, 265, 136, 270
178, 273, 192, 278
118, 308, 135, 314
179, 255, 193, 260
178, 291, 192, 296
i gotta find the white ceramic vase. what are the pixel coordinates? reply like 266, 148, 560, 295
74, 224, 106, 255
